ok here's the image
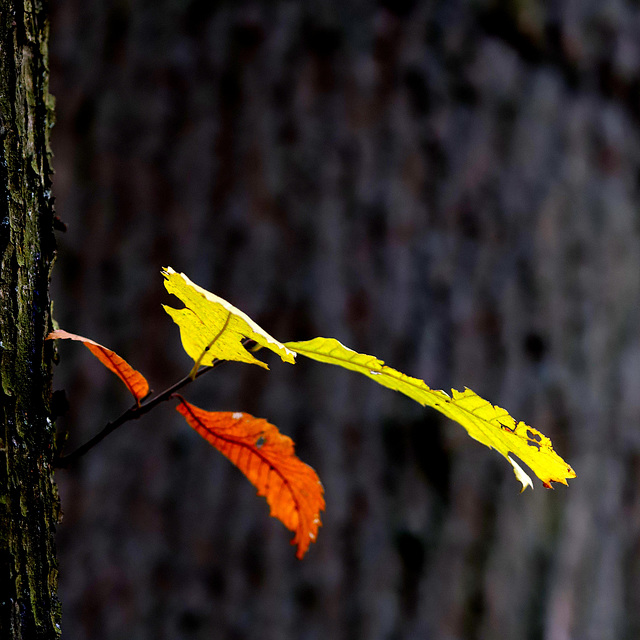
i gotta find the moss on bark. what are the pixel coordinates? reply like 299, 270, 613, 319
0, 0, 61, 637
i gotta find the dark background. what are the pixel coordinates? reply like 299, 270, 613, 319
49, 1, 640, 639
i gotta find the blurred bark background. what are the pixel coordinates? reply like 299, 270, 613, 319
49, 1, 640, 639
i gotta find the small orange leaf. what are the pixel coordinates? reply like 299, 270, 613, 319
175, 398, 324, 559
46, 329, 150, 403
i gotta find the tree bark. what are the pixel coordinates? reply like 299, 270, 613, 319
0, 1, 60, 638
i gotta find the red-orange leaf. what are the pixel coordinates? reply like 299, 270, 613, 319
46, 329, 150, 403
175, 398, 325, 559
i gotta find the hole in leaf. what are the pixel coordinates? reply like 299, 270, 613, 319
498, 420, 516, 432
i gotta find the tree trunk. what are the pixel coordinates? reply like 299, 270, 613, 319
0, 1, 60, 638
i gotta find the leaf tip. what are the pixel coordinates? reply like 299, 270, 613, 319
46, 329, 64, 341
508, 455, 534, 492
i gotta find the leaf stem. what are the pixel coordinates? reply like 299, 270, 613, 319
54, 338, 257, 468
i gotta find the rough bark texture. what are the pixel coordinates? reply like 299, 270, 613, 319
0, 0, 60, 638
50, 1, 640, 639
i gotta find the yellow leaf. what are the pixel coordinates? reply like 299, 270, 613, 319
162, 267, 296, 371
285, 337, 575, 490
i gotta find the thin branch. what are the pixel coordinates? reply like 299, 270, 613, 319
54, 338, 257, 468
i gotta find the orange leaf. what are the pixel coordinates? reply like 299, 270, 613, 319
46, 329, 150, 403
175, 399, 324, 559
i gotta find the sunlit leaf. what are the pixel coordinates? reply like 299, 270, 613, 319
285, 337, 575, 491
175, 398, 324, 558
162, 267, 296, 372
46, 329, 150, 403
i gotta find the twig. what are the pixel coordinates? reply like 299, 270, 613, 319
54, 338, 257, 468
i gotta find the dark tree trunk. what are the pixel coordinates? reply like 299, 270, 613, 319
0, 1, 60, 638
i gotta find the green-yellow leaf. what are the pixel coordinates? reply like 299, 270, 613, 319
162, 267, 296, 371
285, 337, 576, 491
